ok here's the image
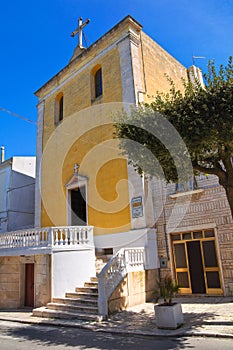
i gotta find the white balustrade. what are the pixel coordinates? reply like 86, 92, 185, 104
98, 247, 145, 317
0, 226, 94, 252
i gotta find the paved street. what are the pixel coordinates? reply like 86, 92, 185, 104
0, 320, 233, 350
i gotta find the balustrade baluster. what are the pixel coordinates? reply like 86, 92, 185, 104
54, 229, 59, 245
41, 230, 44, 244
74, 228, 78, 244
84, 228, 88, 244
64, 228, 68, 245
69, 228, 73, 245
80, 228, 84, 244
68, 228, 71, 245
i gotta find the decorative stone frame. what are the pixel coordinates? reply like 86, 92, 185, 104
65, 172, 88, 226
54, 92, 64, 125
91, 64, 103, 103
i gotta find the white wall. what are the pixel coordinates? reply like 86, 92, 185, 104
52, 248, 96, 298
0, 157, 36, 233
0, 165, 11, 233
12, 157, 36, 178
94, 228, 159, 270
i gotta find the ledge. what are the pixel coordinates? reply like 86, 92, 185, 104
169, 189, 204, 199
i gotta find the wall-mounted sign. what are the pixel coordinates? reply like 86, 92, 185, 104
131, 196, 143, 218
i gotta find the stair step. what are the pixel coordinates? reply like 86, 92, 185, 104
95, 255, 111, 262
52, 297, 98, 306
47, 302, 98, 314
33, 307, 99, 321
90, 277, 98, 283
84, 281, 98, 288
65, 292, 98, 300
76, 287, 98, 293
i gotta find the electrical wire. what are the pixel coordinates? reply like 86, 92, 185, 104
0, 106, 37, 125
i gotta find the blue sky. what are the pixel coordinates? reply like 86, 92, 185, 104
0, 0, 232, 160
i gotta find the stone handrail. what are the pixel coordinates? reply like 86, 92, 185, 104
98, 247, 145, 317
0, 226, 94, 250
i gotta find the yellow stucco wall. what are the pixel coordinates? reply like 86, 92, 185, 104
39, 41, 130, 234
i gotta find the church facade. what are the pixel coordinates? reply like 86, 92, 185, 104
35, 15, 189, 257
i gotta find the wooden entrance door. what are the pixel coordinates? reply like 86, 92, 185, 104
25, 263, 34, 307
172, 230, 223, 295
71, 187, 87, 226
187, 241, 206, 293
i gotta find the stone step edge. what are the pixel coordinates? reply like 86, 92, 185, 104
33, 307, 100, 321
66, 292, 98, 298
76, 288, 98, 293
53, 297, 98, 304
47, 302, 98, 312
84, 282, 98, 287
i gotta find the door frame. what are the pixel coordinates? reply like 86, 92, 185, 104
171, 228, 223, 295
66, 175, 88, 226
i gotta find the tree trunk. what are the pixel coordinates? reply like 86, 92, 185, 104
224, 184, 233, 219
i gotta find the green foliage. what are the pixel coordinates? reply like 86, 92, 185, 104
149, 57, 233, 173
115, 57, 233, 216
154, 274, 180, 306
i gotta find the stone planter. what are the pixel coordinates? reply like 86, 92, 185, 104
154, 303, 184, 329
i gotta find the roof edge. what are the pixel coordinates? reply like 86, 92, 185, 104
34, 15, 142, 97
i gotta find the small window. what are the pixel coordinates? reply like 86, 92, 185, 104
55, 93, 64, 125
175, 176, 198, 193
94, 68, 102, 98
171, 234, 181, 241
193, 231, 203, 239
182, 233, 192, 240
204, 230, 215, 238
58, 96, 63, 122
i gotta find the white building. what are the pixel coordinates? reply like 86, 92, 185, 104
0, 156, 36, 233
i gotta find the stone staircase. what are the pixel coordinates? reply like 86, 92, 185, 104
33, 277, 99, 321
33, 256, 111, 321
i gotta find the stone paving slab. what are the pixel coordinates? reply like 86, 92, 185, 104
0, 297, 233, 338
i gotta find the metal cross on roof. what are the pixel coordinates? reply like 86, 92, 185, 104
71, 17, 90, 48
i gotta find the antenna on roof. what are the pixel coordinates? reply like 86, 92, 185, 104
192, 55, 206, 66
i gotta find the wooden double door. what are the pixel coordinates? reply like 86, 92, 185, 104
172, 230, 223, 295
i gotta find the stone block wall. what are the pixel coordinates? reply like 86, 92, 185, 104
108, 269, 158, 314
0, 256, 20, 308
0, 254, 51, 309
34, 255, 51, 307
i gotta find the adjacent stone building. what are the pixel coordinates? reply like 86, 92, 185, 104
153, 174, 233, 296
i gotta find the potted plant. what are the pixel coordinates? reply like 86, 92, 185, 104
154, 274, 183, 329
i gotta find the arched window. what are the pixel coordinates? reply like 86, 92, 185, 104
55, 93, 64, 125
58, 95, 63, 122
94, 68, 102, 98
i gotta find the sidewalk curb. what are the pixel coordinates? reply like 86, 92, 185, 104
1, 316, 233, 339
